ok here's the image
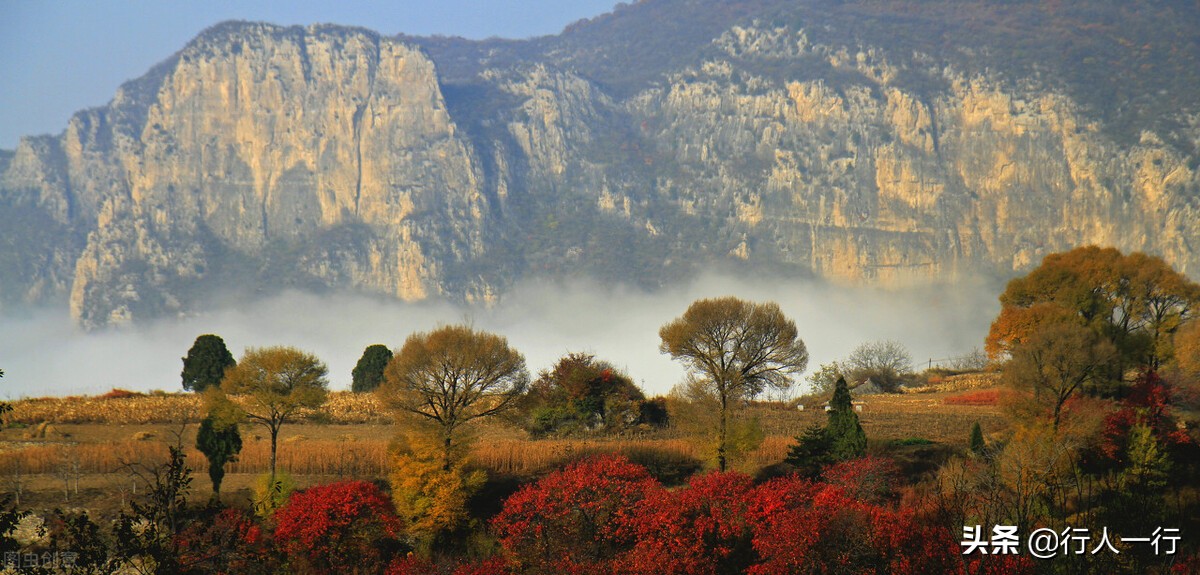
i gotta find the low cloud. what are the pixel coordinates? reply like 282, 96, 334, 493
0, 273, 1001, 400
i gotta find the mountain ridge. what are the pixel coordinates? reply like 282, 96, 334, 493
2, 0, 1198, 329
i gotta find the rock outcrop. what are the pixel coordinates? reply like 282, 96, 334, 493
2, 1, 1199, 328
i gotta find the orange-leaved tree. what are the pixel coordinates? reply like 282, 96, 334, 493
986, 246, 1200, 370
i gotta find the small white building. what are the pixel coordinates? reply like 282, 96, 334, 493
823, 401, 865, 413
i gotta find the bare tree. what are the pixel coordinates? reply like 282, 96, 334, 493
379, 325, 528, 471
844, 340, 915, 392
659, 297, 808, 471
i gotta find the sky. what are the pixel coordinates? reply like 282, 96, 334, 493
0, 0, 619, 149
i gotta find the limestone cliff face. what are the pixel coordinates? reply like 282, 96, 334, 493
3, 9, 1199, 328
4, 23, 488, 328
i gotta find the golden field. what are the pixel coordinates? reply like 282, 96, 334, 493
0, 379, 1005, 518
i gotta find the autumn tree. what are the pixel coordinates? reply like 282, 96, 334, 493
1003, 321, 1118, 430
387, 431, 486, 555
220, 346, 329, 483
659, 297, 808, 471
352, 344, 393, 393
195, 415, 242, 501
986, 246, 1200, 370
1173, 319, 1200, 380
518, 352, 654, 436
379, 325, 528, 471
181, 334, 236, 392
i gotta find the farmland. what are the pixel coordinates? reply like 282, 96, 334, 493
0, 379, 1005, 520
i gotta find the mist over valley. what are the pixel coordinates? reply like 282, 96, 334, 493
0, 273, 1000, 399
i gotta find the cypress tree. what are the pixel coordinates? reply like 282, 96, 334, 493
351, 344, 393, 393
827, 376, 867, 459
181, 334, 236, 392
196, 416, 242, 500
969, 421, 986, 455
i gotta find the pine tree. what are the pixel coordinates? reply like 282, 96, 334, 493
785, 423, 833, 477
969, 421, 985, 455
786, 376, 867, 475
826, 376, 866, 460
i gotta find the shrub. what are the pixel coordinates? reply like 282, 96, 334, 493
176, 507, 274, 574
274, 480, 406, 575
943, 390, 1000, 406
100, 388, 145, 400
491, 455, 662, 575
252, 471, 295, 519
622, 471, 757, 575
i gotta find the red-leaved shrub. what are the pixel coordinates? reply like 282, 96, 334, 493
943, 390, 1000, 406
274, 480, 405, 575
491, 454, 663, 575
176, 507, 275, 574
622, 471, 757, 575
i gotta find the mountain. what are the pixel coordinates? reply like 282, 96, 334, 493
2, 0, 1199, 329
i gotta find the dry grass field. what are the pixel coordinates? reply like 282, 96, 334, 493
0, 379, 1006, 520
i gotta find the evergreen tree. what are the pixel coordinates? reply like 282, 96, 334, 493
181, 334, 236, 392
785, 423, 833, 477
969, 421, 986, 455
196, 416, 242, 500
826, 376, 867, 460
786, 377, 867, 475
351, 344, 393, 393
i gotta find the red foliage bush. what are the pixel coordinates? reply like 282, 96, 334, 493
1098, 370, 1193, 465
746, 476, 961, 575
452, 557, 512, 575
100, 388, 145, 399
274, 480, 405, 575
622, 471, 757, 575
490, 455, 970, 575
943, 390, 1000, 406
821, 456, 901, 504
491, 454, 663, 575
175, 507, 274, 574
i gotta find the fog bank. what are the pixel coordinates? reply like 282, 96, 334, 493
0, 274, 1001, 400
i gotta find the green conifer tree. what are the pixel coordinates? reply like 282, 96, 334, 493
827, 376, 866, 459
969, 421, 986, 455
181, 334, 236, 392
352, 344, 394, 393
195, 416, 242, 500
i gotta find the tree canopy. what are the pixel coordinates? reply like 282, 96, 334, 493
660, 296, 808, 471
518, 352, 657, 436
195, 416, 242, 500
379, 325, 528, 471
351, 344, 393, 393
181, 334, 236, 392
219, 346, 328, 482
986, 246, 1200, 370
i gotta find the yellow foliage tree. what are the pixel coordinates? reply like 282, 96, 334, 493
388, 429, 486, 553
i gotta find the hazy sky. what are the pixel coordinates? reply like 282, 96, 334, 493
0, 274, 1000, 400
0, 0, 618, 149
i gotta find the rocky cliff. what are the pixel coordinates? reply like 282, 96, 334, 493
2, 0, 1199, 328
